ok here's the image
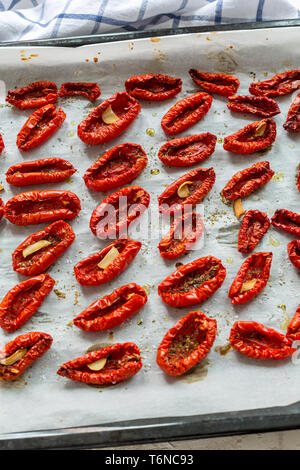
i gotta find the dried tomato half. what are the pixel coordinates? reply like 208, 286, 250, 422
57, 342, 142, 385
229, 321, 295, 360
12, 220, 75, 276
161, 92, 212, 136
286, 305, 300, 341
189, 69, 240, 97
83, 143, 147, 192
0, 134, 4, 154
158, 211, 204, 259
283, 92, 300, 132
228, 252, 273, 305
0, 198, 4, 221
158, 133, 217, 167
156, 311, 217, 376
125, 73, 182, 101
0, 274, 55, 332
74, 236, 141, 286
77, 92, 141, 145
287, 239, 300, 270
227, 95, 280, 118
158, 167, 215, 215
59, 82, 101, 101
158, 256, 226, 308
73, 283, 147, 332
271, 209, 300, 236
90, 186, 150, 238
0, 332, 53, 381
223, 118, 276, 155
6, 81, 58, 109
222, 161, 274, 201
17, 104, 66, 152
298, 166, 300, 193
4, 190, 81, 226
238, 210, 270, 254
249, 70, 300, 97
6, 158, 76, 187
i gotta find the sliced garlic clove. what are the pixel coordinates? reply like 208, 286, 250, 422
132, 190, 144, 202
97, 247, 120, 270
0, 348, 27, 366
254, 121, 267, 137
240, 279, 258, 293
102, 105, 119, 124
233, 198, 246, 219
22, 240, 52, 258
87, 357, 107, 371
126, 293, 136, 300
177, 181, 194, 198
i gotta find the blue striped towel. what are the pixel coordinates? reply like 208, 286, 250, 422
0, 0, 299, 42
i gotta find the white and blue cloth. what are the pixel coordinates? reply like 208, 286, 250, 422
0, 0, 299, 42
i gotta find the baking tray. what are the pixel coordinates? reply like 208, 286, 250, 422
1, 19, 300, 450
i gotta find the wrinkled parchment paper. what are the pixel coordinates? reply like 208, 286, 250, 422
0, 26, 299, 435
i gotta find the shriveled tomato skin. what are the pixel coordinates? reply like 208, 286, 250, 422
238, 210, 270, 254
0, 198, 4, 221
161, 92, 212, 136
59, 82, 101, 101
157, 311, 217, 376
6, 158, 76, 187
83, 143, 147, 192
73, 283, 147, 332
271, 209, 300, 237
158, 256, 226, 308
57, 342, 142, 385
287, 305, 300, 341
158, 133, 217, 167
223, 118, 276, 155
0, 332, 53, 381
249, 70, 300, 97
227, 95, 280, 118
189, 69, 240, 96
0, 274, 55, 332
0, 134, 4, 154
228, 252, 273, 305
229, 321, 295, 360
6, 81, 58, 109
125, 73, 182, 101
77, 92, 141, 145
287, 239, 300, 270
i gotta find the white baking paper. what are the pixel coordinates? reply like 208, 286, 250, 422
0, 26, 299, 435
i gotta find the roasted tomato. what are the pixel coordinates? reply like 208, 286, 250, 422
6, 81, 58, 109
90, 186, 150, 238
238, 210, 270, 254
0, 274, 55, 332
286, 305, 300, 341
161, 92, 212, 136
59, 82, 101, 101
222, 161, 274, 201
16, 104, 66, 151
77, 92, 141, 145
57, 342, 142, 385
228, 252, 273, 305
0, 134, 4, 154
249, 70, 300, 97
0, 332, 53, 381
284, 92, 300, 132
189, 69, 240, 96
83, 143, 147, 192
227, 95, 280, 118
12, 220, 75, 276
125, 73, 182, 101
74, 236, 141, 286
4, 190, 81, 226
158, 211, 204, 259
158, 133, 217, 167
271, 209, 300, 236
158, 256, 226, 308
287, 239, 300, 270
6, 158, 76, 187
158, 167, 215, 215
156, 311, 217, 376
0, 198, 4, 221
223, 119, 276, 155
73, 283, 147, 332
229, 321, 295, 360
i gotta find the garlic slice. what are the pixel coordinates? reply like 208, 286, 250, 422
254, 121, 267, 137
0, 348, 27, 366
22, 240, 52, 258
132, 190, 144, 202
87, 357, 107, 371
240, 279, 258, 293
177, 181, 193, 198
102, 105, 119, 124
233, 198, 246, 219
97, 247, 120, 270
126, 293, 136, 300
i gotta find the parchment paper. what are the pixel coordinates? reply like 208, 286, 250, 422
0, 26, 299, 435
